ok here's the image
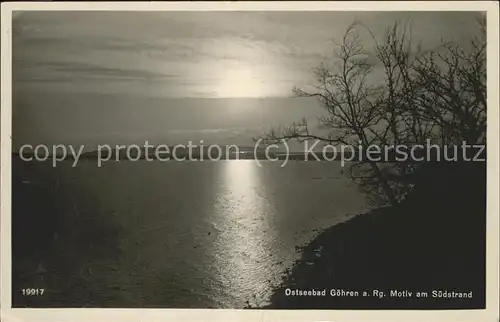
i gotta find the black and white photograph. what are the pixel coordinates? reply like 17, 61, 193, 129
1, 2, 499, 320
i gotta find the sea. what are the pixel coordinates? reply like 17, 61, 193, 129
12, 158, 369, 308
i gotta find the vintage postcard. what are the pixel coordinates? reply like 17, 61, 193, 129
1, 1, 499, 322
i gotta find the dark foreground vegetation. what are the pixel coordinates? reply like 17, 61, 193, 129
263, 161, 486, 309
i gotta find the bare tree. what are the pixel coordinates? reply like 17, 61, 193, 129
256, 18, 486, 207
411, 17, 486, 146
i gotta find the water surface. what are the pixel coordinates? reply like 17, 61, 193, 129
14, 159, 368, 308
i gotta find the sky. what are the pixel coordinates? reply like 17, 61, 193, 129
12, 11, 484, 150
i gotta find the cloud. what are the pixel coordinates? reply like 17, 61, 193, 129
15, 60, 180, 82
12, 11, 486, 149
13, 11, 484, 99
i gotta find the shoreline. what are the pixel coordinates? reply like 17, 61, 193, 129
260, 206, 485, 309
260, 162, 486, 309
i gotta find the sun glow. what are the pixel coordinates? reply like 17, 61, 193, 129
216, 67, 266, 98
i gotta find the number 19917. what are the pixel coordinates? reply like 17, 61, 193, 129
21, 288, 44, 296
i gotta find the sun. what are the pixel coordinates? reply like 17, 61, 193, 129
216, 67, 265, 98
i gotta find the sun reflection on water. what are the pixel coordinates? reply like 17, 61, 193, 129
211, 160, 275, 307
